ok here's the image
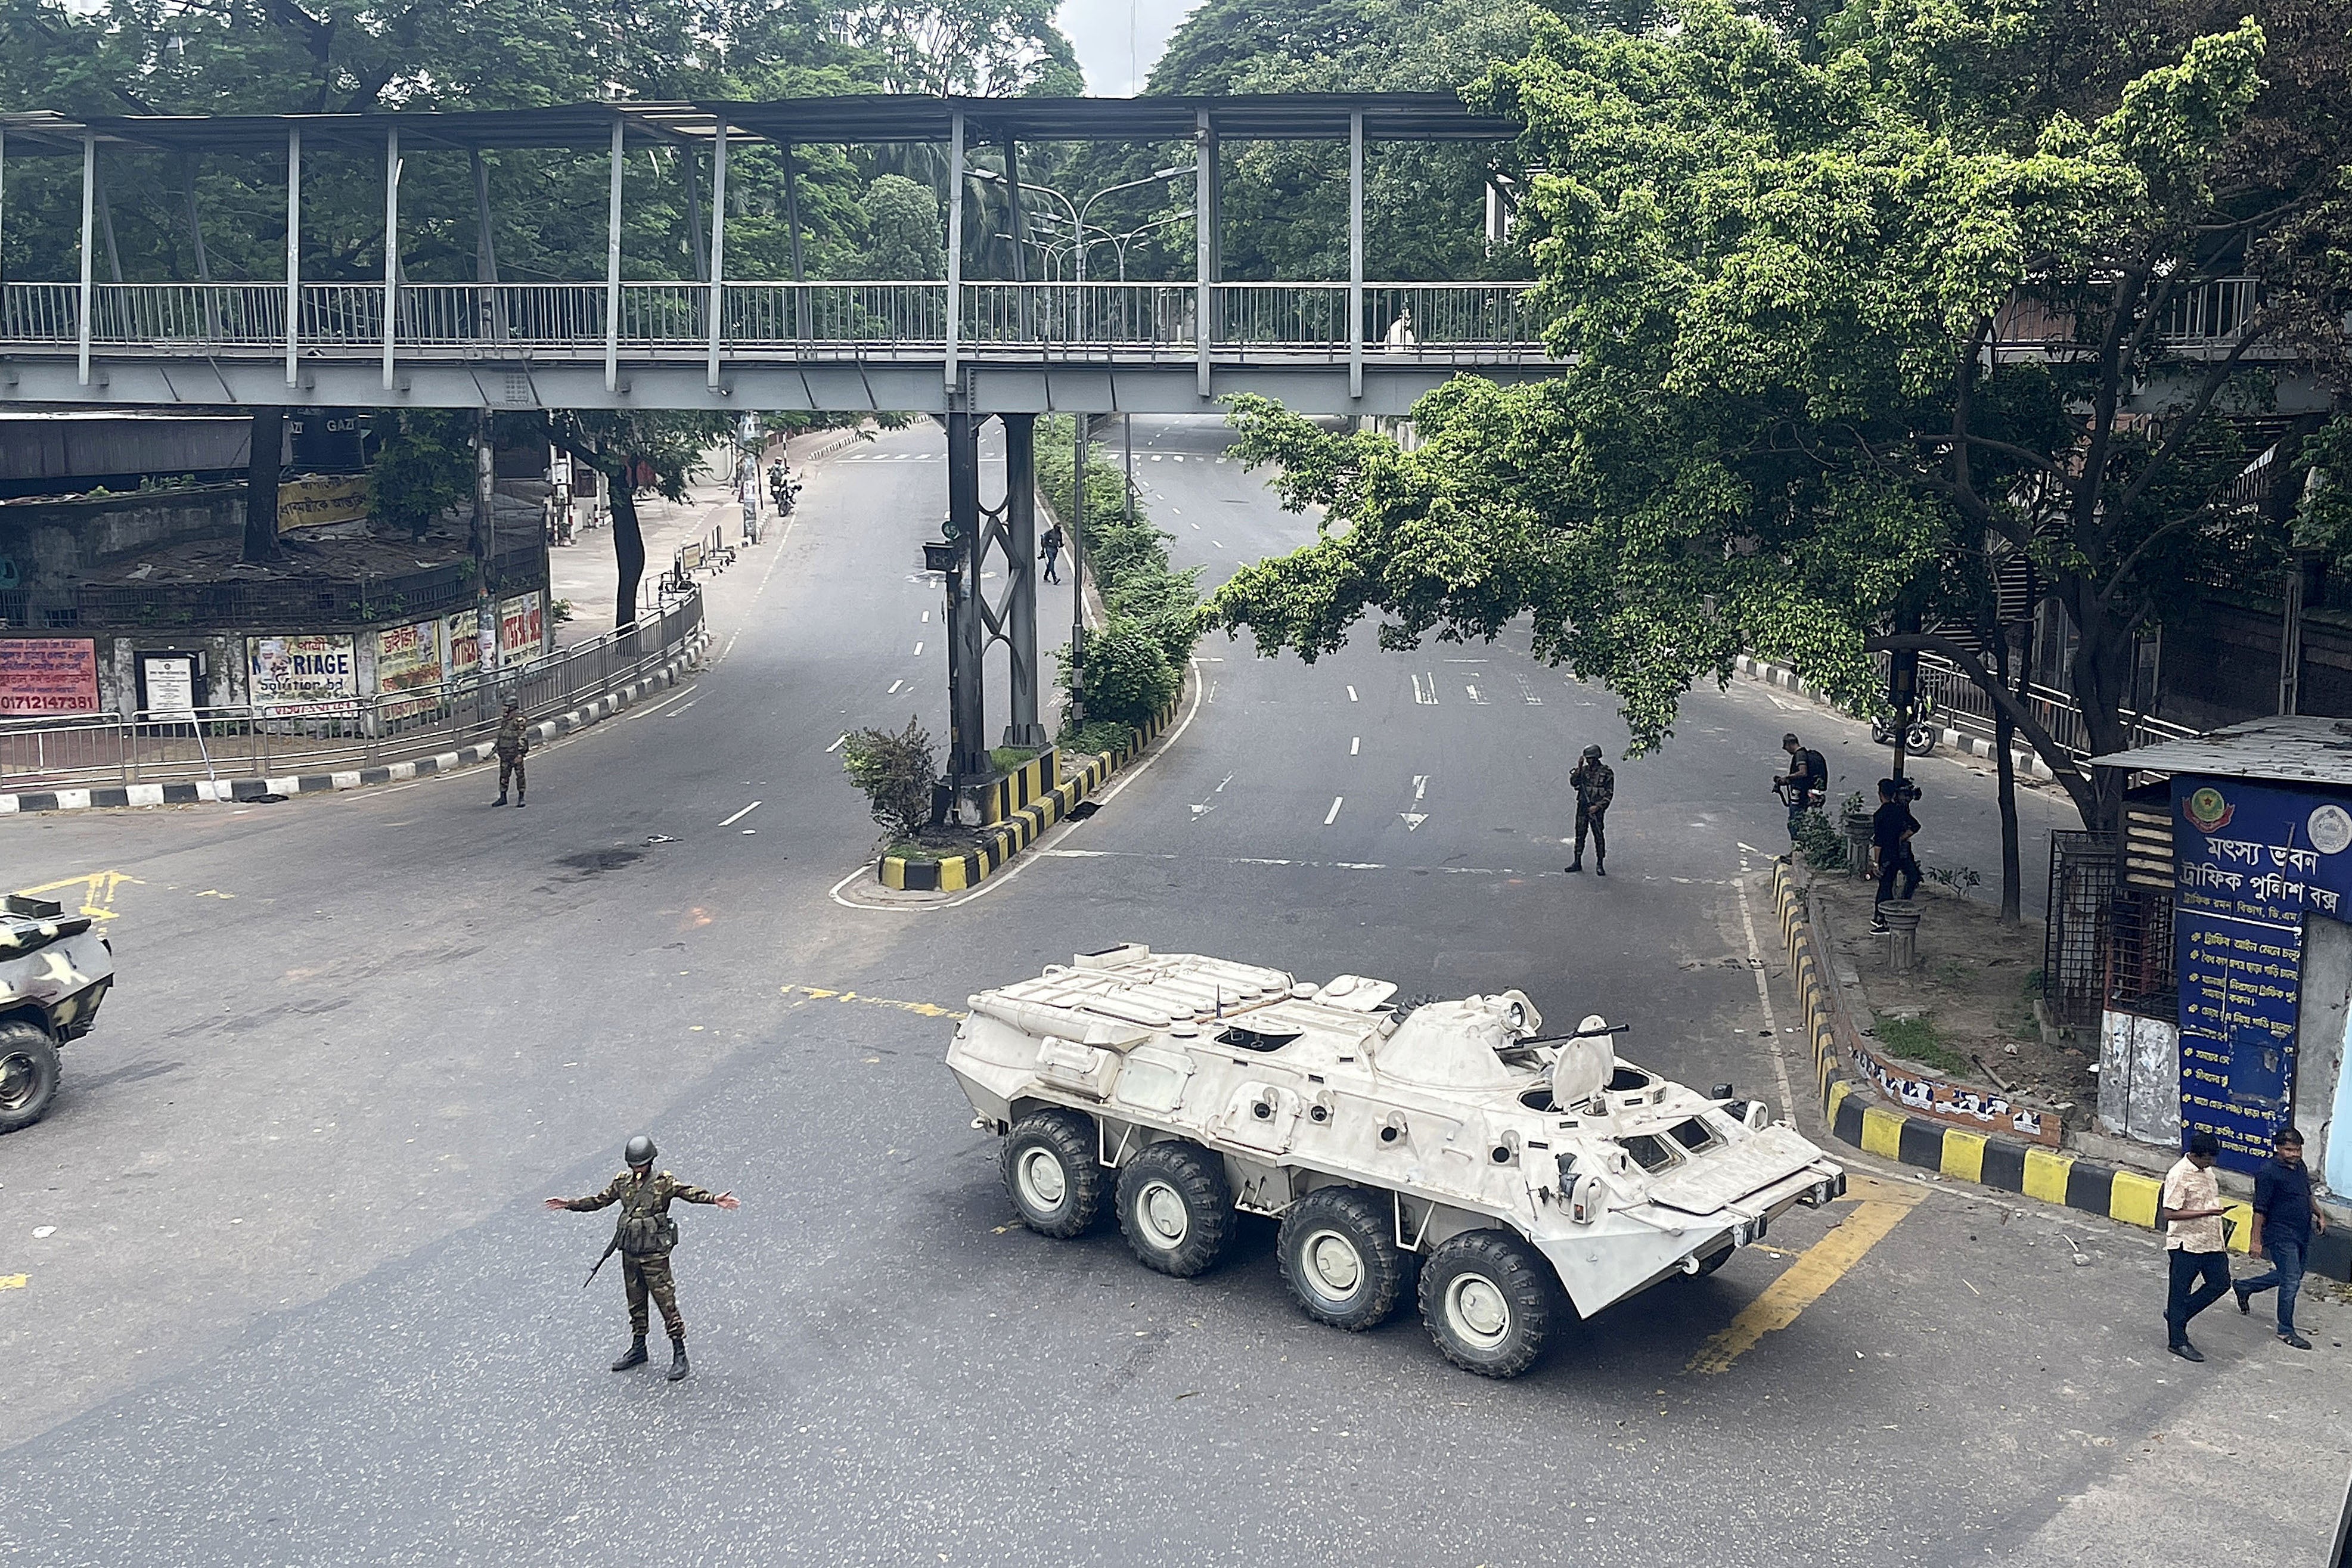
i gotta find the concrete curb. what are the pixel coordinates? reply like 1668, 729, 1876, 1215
1734, 653, 2056, 781
877, 700, 1179, 895
0, 631, 711, 817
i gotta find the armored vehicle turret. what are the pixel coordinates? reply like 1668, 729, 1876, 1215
947, 945, 1845, 1377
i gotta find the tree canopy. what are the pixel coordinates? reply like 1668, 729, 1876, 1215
1213, 0, 2352, 832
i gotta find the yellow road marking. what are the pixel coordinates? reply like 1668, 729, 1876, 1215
16, 870, 141, 923
1687, 1174, 1926, 1375
0, 1274, 26, 1290
781, 985, 967, 1020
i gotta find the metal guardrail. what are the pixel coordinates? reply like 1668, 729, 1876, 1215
1909, 653, 2198, 763
0, 588, 703, 790
0, 280, 1550, 358
0, 541, 546, 631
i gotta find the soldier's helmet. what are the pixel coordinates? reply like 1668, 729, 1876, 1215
1582, 744, 1604, 762
503, 694, 520, 710
624, 1134, 657, 1168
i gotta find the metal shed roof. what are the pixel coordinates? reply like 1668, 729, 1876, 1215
0, 92, 1521, 157
2092, 716, 2352, 787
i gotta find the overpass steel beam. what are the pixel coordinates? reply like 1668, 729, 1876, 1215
1194, 110, 1212, 401
76, 134, 93, 386
1349, 110, 1364, 403
1000, 412, 1047, 749
705, 119, 728, 391
284, 129, 300, 389
945, 111, 965, 399
604, 117, 624, 394
381, 128, 400, 391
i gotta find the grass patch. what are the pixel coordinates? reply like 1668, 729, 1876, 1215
1060, 719, 1136, 757
1873, 1013, 1973, 1076
989, 744, 1045, 775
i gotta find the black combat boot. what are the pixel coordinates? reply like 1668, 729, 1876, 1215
610, 1335, 648, 1371
1595, 856, 1607, 877
1564, 857, 1583, 874
666, 1339, 690, 1381
494, 793, 508, 806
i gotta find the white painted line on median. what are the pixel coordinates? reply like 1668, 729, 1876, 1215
1350, 737, 1360, 754
719, 800, 762, 827
1734, 865, 1798, 1120
826, 733, 849, 753
1324, 796, 1345, 826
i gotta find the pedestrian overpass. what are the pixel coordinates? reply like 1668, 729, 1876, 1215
0, 93, 1556, 417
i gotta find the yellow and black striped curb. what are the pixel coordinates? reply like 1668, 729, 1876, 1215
879, 701, 1177, 894
1771, 859, 2263, 1252
978, 749, 1058, 825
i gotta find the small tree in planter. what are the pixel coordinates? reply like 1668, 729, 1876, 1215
842, 716, 937, 847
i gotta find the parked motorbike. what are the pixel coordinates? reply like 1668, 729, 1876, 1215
1872, 695, 1939, 756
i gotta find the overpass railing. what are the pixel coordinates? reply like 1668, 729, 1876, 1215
0, 588, 703, 791
1, 280, 1549, 359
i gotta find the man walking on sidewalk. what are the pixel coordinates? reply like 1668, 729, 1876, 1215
493, 695, 530, 808
2236, 1126, 2328, 1349
2161, 1131, 2235, 1361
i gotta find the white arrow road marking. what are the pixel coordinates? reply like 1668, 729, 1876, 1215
1400, 812, 1428, 831
1216, 773, 1234, 792
720, 800, 762, 827
1466, 685, 1487, 704
1413, 775, 1429, 800
1413, 673, 1438, 705
1324, 796, 1345, 825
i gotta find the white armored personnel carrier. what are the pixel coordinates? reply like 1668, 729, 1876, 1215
947, 945, 1846, 1377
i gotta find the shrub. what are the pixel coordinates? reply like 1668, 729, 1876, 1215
1066, 617, 1179, 729
841, 715, 936, 843
1104, 561, 1208, 665
1792, 808, 1847, 871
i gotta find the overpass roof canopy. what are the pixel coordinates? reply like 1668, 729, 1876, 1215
0, 92, 1521, 157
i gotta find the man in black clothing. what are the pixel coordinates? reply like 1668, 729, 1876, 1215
1871, 777, 1920, 932
2236, 1126, 2329, 1349
1774, 733, 1826, 843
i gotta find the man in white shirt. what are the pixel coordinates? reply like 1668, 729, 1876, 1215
2159, 1131, 2233, 1362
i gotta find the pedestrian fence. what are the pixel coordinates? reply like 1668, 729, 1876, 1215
0, 588, 703, 792
669, 526, 737, 592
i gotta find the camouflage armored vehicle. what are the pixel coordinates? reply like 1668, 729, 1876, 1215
0, 893, 115, 1134
947, 945, 1845, 1377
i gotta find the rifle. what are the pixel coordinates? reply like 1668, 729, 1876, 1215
583, 1228, 622, 1288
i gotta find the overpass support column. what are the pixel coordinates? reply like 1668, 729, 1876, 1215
1001, 413, 1048, 749
1348, 109, 1364, 403
945, 411, 989, 787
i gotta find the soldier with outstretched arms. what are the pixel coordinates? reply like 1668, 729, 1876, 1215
546, 1134, 739, 1382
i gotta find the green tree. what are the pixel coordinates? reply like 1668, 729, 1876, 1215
367, 410, 476, 543
519, 410, 733, 631
1214, 0, 2351, 876
859, 175, 945, 279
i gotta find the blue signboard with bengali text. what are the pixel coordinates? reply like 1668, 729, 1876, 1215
2173, 775, 2352, 1173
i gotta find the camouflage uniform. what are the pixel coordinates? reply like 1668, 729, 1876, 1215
494, 708, 530, 803
1570, 758, 1615, 868
564, 1168, 724, 1340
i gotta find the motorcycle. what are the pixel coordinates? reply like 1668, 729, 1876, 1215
1872, 695, 1939, 756
768, 470, 800, 518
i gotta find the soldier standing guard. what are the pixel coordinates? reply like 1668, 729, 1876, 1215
493, 695, 530, 808
1565, 744, 1615, 877
545, 1134, 739, 1381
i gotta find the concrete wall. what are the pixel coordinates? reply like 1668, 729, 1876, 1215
0, 486, 247, 587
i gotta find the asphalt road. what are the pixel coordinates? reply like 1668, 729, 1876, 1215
0, 417, 2342, 1568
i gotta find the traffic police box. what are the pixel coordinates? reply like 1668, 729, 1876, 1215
2096, 717, 2352, 1280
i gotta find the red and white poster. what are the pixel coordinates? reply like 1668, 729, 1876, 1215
499, 592, 545, 665
445, 609, 481, 680
0, 639, 101, 715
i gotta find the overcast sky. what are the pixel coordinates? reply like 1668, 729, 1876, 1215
1056, 0, 1201, 96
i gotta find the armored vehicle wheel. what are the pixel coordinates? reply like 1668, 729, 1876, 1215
1001, 1110, 1106, 1237
1417, 1229, 1557, 1378
1115, 1140, 1231, 1278
1278, 1187, 1407, 1331
0, 1021, 60, 1135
